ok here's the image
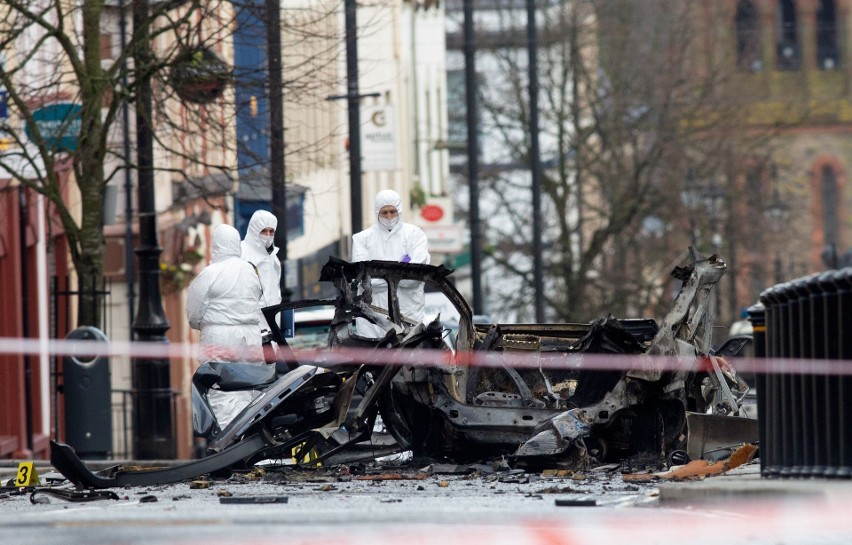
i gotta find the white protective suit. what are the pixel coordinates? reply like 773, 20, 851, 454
352, 189, 430, 338
187, 224, 265, 428
241, 210, 282, 332
187, 224, 265, 361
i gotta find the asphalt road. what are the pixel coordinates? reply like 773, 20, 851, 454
2, 461, 851, 545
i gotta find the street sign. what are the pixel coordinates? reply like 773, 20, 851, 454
0, 90, 8, 120
24, 102, 82, 152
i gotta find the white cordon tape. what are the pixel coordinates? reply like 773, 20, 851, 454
0, 336, 850, 375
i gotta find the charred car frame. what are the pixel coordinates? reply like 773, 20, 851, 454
51, 249, 754, 488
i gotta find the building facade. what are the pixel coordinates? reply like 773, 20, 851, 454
1, 0, 451, 459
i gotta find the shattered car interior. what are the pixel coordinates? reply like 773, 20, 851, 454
50, 248, 757, 488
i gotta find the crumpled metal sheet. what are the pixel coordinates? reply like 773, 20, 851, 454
511, 248, 744, 468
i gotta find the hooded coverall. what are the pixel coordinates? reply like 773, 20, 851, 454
352, 189, 430, 338
187, 224, 265, 362
241, 210, 282, 332
187, 224, 265, 428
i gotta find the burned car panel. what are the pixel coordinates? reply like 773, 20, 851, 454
510, 248, 749, 467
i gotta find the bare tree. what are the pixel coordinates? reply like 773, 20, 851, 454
0, 0, 343, 327
450, 0, 777, 323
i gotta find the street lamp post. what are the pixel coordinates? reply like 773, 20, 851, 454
527, 0, 544, 322
265, 0, 290, 301
131, 0, 175, 460
463, 0, 484, 315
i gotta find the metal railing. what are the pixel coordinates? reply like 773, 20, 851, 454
754, 268, 852, 479
111, 388, 180, 460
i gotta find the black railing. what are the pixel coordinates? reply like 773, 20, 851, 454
755, 268, 852, 479
111, 388, 180, 460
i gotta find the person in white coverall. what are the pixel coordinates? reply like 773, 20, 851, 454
352, 189, 430, 338
241, 210, 282, 335
187, 224, 264, 429
187, 224, 265, 363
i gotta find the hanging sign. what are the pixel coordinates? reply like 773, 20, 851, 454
361, 105, 398, 172
25, 102, 82, 152
420, 204, 445, 222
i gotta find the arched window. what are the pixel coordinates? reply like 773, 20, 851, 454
821, 165, 840, 248
735, 0, 762, 71
816, 0, 840, 69
776, 0, 800, 70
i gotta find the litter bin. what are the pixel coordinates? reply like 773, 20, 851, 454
63, 326, 112, 459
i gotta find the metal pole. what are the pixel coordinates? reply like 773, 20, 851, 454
266, 0, 289, 301
345, 0, 363, 234
19, 186, 34, 453
119, 0, 136, 333
131, 0, 174, 459
463, 0, 483, 315
527, 0, 544, 322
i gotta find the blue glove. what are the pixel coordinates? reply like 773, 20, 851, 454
400, 254, 411, 263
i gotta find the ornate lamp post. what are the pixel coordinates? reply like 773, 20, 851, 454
131, 0, 174, 459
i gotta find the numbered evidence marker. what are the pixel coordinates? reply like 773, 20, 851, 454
15, 462, 41, 487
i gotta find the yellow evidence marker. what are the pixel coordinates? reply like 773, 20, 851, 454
291, 443, 321, 466
15, 462, 41, 487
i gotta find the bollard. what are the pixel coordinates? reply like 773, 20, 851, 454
810, 273, 832, 476
778, 281, 797, 478
835, 269, 852, 478
747, 302, 767, 475
760, 285, 782, 478
820, 272, 841, 477
791, 276, 814, 477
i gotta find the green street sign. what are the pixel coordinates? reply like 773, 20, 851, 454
25, 103, 82, 152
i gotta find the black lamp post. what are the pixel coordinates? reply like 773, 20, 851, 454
527, 0, 544, 322
463, 0, 484, 315
131, 0, 175, 460
265, 0, 290, 302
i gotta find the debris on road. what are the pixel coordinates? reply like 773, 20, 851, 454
622, 443, 758, 482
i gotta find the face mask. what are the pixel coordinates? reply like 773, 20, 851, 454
260, 234, 275, 248
378, 216, 399, 230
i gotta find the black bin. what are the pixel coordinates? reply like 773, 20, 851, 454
63, 326, 112, 459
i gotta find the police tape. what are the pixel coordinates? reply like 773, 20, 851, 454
1, 335, 852, 375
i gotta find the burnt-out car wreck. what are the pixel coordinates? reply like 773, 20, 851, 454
51, 248, 756, 489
